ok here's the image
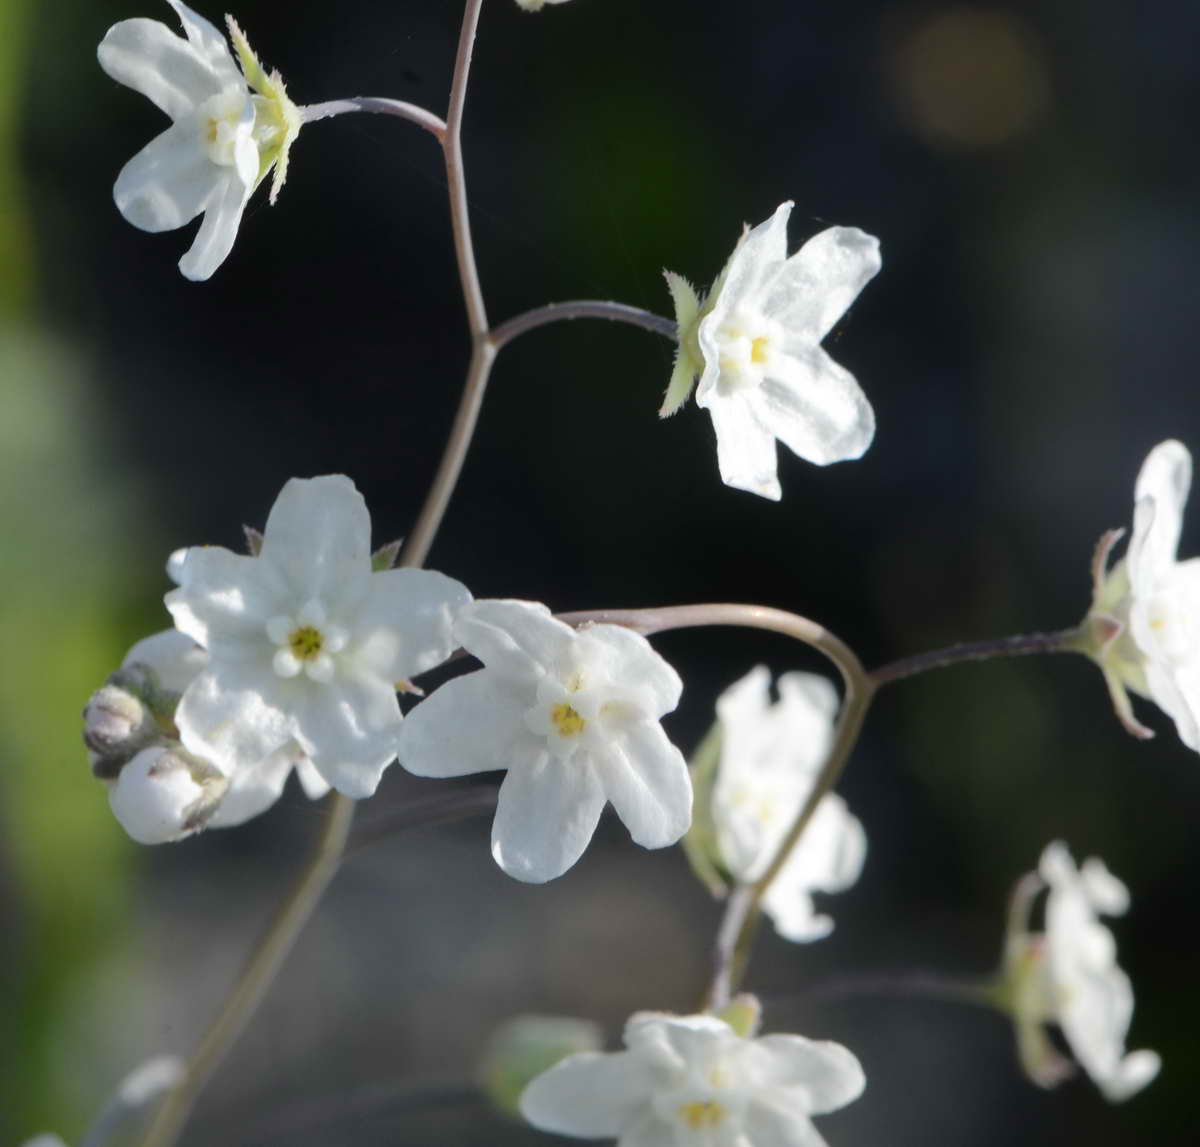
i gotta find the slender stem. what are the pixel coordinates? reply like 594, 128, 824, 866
772, 970, 997, 1008
489, 301, 677, 350
346, 785, 498, 858
869, 627, 1084, 688
399, 339, 497, 568
138, 794, 356, 1147
300, 98, 447, 140
445, 0, 488, 338
558, 604, 874, 1011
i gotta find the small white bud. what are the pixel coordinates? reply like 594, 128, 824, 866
108, 745, 228, 845
83, 684, 156, 777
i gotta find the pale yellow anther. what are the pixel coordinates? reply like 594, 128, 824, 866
289, 626, 324, 660
750, 336, 770, 364
679, 1100, 725, 1130
551, 703, 586, 737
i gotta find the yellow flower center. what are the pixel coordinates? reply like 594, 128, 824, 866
679, 1101, 726, 1130
289, 626, 324, 661
551, 703, 586, 737
750, 335, 770, 364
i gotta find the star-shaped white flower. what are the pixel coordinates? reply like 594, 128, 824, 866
98, 1, 301, 279
396, 599, 692, 882
1006, 842, 1160, 1102
1087, 439, 1200, 748
166, 475, 471, 798
519, 1011, 865, 1147
662, 201, 881, 500
712, 667, 866, 942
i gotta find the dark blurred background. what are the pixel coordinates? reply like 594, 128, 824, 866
2, 0, 1198, 1142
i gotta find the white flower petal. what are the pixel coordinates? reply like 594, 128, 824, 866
397, 672, 528, 778
576, 625, 683, 715
176, 664, 293, 775
701, 391, 781, 500
747, 1035, 866, 1114
491, 752, 606, 882
113, 116, 218, 233
98, 16, 224, 120
755, 347, 874, 466
122, 628, 206, 694
765, 226, 882, 343
455, 599, 577, 681
165, 545, 288, 654
290, 675, 400, 797
295, 756, 332, 799
259, 475, 372, 608
165, 0, 242, 88
741, 1098, 829, 1147
1098, 1049, 1161, 1103
1130, 439, 1191, 588
710, 201, 793, 312
597, 724, 692, 849
205, 746, 294, 827
177, 168, 252, 280
519, 1049, 654, 1137
349, 568, 471, 681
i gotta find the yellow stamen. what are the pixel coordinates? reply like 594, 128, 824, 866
679, 1101, 725, 1130
551, 703, 586, 737
289, 626, 324, 660
750, 336, 769, 364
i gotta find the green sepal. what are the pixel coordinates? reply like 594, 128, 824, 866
372, 539, 403, 571
660, 271, 703, 417
681, 720, 731, 898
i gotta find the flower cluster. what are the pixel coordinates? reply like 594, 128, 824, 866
98, 0, 301, 279
519, 1009, 865, 1147
398, 600, 692, 882
1004, 842, 1159, 1102
663, 202, 881, 500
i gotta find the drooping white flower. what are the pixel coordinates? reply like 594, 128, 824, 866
662, 202, 881, 500
112, 628, 332, 832
98, 1, 301, 280
1005, 842, 1159, 1102
166, 475, 471, 799
396, 599, 692, 882
1086, 439, 1200, 748
519, 1011, 865, 1146
712, 667, 866, 942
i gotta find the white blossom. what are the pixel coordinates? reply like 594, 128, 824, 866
519, 1011, 865, 1146
397, 599, 692, 882
1006, 842, 1159, 1102
98, 1, 301, 280
166, 475, 471, 799
713, 667, 866, 942
1088, 439, 1200, 748
663, 202, 880, 500
516, 0, 574, 9
108, 742, 225, 843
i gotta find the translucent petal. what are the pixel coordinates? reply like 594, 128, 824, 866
165, 0, 242, 88
699, 391, 781, 500
740, 1099, 828, 1147
178, 169, 252, 280
519, 1049, 653, 1137
98, 17, 224, 120
764, 226, 882, 343
175, 665, 292, 775
113, 116, 217, 232
595, 723, 692, 849
755, 346, 875, 466
744, 1035, 866, 1114
1129, 439, 1191, 588
574, 625, 683, 715
206, 747, 294, 827
397, 671, 527, 779
491, 752, 606, 882
711, 202, 793, 311
122, 629, 206, 694
456, 599, 577, 681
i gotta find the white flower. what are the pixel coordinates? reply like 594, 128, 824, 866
166, 475, 471, 798
98, 1, 301, 280
516, 0, 574, 9
1006, 842, 1160, 1102
108, 742, 225, 843
1087, 439, 1200, 748
712, 667, 866, 942
662, 202, 880, 500
118, 629, 332, 829
519, 1011, 865, 1146
396, 599, 692, 882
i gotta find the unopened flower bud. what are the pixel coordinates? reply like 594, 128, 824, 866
480, 1015, 603, 1118
83, 684, 156, 778
108, 745, 228, 845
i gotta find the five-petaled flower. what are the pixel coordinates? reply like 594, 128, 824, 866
98, 1, 301, 279
166, 475, 471, 798
711, 666, 866, 942
662, 201, 881, 500
1004, 842, 1159, 1102
1085, 439, 1200, 749
397, 599, 692, 882
519, 1010, 865, 1146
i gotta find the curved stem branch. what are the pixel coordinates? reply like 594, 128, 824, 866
138, 794, 356, 1147
489, 301, 677, 351
300, 97, 447, 140
346, 785, 498, 858
869, 627, 1084, 688
771, 970, 997, 1009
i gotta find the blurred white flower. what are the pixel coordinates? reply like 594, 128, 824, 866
713, 666, 866, 941
397, 599, 692, 882
663, 202, 880, 500
515, 0, 574, 10
1006, 842, 1160, 1102
167, 475, 471, 798
98, 1, 301, 279
1087, 439, 1200, 748
519, 1010, 865, 1146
